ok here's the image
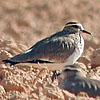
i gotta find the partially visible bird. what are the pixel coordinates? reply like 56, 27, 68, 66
59, 64, 100, 97
2, 21, 91, 70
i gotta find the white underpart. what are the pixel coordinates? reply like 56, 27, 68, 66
63, 34, 84, 70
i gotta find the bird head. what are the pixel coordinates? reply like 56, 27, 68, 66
61, 64, 86, 78
63, 64, 82, 73
63, 21, 92, 35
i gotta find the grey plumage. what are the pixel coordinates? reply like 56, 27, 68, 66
2, 21, 91, 68
59, 64, 100, 97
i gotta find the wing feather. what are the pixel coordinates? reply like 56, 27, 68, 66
3, 31, 75, 63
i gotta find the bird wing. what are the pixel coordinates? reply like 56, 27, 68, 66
32, 36, 75, 62
2, 31, 76, 64
60, 76, 100, 97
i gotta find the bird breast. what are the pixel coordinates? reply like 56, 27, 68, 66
65, 34, 84, 65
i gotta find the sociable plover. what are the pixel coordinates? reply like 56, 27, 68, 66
2, 21, 92, 70
59, 64, 100, 97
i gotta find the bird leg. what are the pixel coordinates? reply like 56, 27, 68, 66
51, 70, 60, 82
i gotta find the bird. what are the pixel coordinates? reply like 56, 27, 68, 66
2, 21, 92, 71
59, 64, 100, 97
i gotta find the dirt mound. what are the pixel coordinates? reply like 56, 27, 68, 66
0, 0, 100, 99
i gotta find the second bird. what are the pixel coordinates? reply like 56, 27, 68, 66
2, 21, 92, 70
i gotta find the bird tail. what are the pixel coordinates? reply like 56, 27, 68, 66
2, 52, 53, 66
2, 59, 20, 66
2, 51, 32, 66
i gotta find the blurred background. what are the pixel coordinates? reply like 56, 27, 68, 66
0, 0, 100, 51
0, 0, 100, 100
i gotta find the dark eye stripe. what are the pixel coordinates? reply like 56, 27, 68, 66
64, 69, 78, 72
71, 25, 79, 28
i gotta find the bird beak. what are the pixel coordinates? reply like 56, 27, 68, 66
81, 30, 92, 35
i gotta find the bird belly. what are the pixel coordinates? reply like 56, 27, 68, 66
64, 49, 80, 65
65, 42, 84, 65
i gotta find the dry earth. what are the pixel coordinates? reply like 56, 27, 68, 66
0, 0, 100, 100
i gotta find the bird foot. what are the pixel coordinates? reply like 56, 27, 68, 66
51, 71, 60, 82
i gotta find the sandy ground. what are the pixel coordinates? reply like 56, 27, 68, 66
0, 0, 100, 100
